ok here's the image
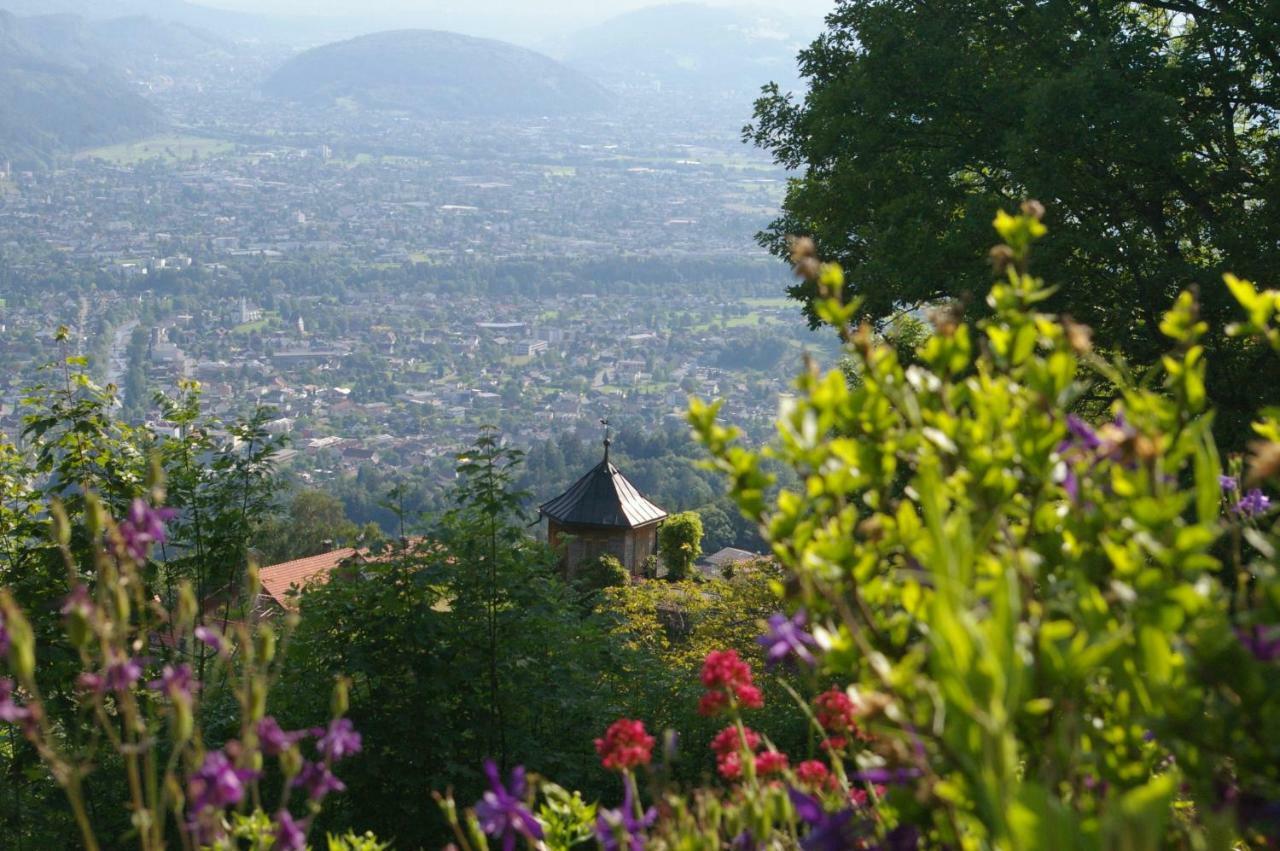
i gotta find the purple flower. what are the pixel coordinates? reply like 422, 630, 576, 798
317, 717, 362, 762
148, 663, 197, 701
474, 760, 543, 851
294, 760, 346, 802
787, 787, 863, 851
0, 678, 31, 725
595, 780, 656, 851
758, 611, 819, 668
274, 810, 307, 851
116, 498, 177, 562
194, 625, 227, 656
104, 656, 143, 693
878, 825, 921, 851
187, 750, 256, 813
1233, 489, 1272, 518
258, 716, 309, 756
1237, 624, 1280, 662
850, 766, 923, 785
1219, 475, 1239, 493
1065, 414, 1102, 450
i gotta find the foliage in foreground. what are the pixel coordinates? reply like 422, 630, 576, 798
6, 209, 1280, 849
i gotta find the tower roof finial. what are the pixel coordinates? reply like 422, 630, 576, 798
600, 417, 611, 463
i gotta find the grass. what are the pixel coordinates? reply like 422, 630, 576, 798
744, 297, 793, 309
76, 135, 235, 165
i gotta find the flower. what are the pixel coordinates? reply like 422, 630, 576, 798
1219, 475, 1239, 493
814, 688, 862, 738
1237, 624, 1280, 663
187, 750, 256, 813
474, 760, 543, 851
697, 691, 728, 717
318, 717, 362, 762
1065, 414, 1102, 451
698, 650, 763, 715
294, 760, 346, 802
103, 655, 143, 693
717, 750, 746, 780
710, 725, 760, 758
116, 498, 177, 562
795, 760, 831, 790
787, 787, 862, 851
0, 678, 30, 725
850, 766, 922, 785
257, 716, 309, 756
594, 778, 656, 851
758, 611, 819, 668
274, 810, 307, 851
194, 625, 227, 656
148, 663, 197, 701
595, 718, 655, 771
1234, 488, 1272, 517
756, 750, 789, 776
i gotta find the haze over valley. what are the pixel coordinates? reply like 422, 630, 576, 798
0, 0, 832, 527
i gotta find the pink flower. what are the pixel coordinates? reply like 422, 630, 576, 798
755, 750, 789, 776
795, 759, 831, 790
814, 688, 863, 738
0, 679, 31, 725
698, 650, 763, 715
594, 719, 655, 771
710, 725, 761, 758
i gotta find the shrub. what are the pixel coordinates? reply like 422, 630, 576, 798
658, 512, 703, 580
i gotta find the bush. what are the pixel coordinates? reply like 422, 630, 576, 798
658, 512, 703, 580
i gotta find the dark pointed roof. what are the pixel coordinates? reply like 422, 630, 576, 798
539, 458, 668, 529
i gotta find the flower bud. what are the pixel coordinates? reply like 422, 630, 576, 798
279, 745, 303, 780
50, 500, 71, 547
331, 676, 350, 718
172, 697, 194, 745
2, 599, 35, 683
176, 583, 198, 632
255, 626, 276, 665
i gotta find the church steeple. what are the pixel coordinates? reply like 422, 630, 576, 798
601, 417, 611, 463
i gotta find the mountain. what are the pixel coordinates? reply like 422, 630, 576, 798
263, 30, 611, 118
558, 3, 813, 97
0, 10, 161, 168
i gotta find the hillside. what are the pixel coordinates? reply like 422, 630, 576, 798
559, 3, 810, 96
264, 30, 611, 118
0, 10, 161, 168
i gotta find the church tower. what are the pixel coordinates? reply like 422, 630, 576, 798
539, 421, 667, 577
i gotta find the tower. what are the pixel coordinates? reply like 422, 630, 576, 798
539, 420, 667, 577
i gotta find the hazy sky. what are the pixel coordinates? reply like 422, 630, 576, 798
195, 0, 835, 44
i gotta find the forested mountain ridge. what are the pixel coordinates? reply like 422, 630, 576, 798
264, 29, 612, 117
0, 9, 162, 168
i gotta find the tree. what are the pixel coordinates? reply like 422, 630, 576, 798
658, 512, 702, 580
747, 0, 1280, 439
254, 490, 358, 564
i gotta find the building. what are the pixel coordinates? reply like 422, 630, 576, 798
539, 425, 667, 577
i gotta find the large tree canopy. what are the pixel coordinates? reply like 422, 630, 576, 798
748, 0, 1280, 434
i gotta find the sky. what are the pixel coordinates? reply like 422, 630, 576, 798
193, 0, 834, 44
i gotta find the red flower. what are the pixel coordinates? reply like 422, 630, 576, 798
697, 691, 729, 717
594, 719, 655, 772
756, 750, 789, 776
698, 650, 763, 715
717, 751, 745, 780
814, 688, 859, 733
795, 759, 831, 790
820, 736, 848, 753
710, 725, 761, 758
701, 650, 753, 690
735, 684, 764, 709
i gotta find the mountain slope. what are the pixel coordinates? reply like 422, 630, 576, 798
264, 30, 611, 118
559, 3, 810, 96
0, 10, 161, 168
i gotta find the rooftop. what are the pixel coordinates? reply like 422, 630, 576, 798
539, 434, 667, 529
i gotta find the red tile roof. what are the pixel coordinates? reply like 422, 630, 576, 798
258, 547, 362, 610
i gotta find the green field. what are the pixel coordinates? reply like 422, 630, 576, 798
77, 135, 235, 165
744, 297, 792, 308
